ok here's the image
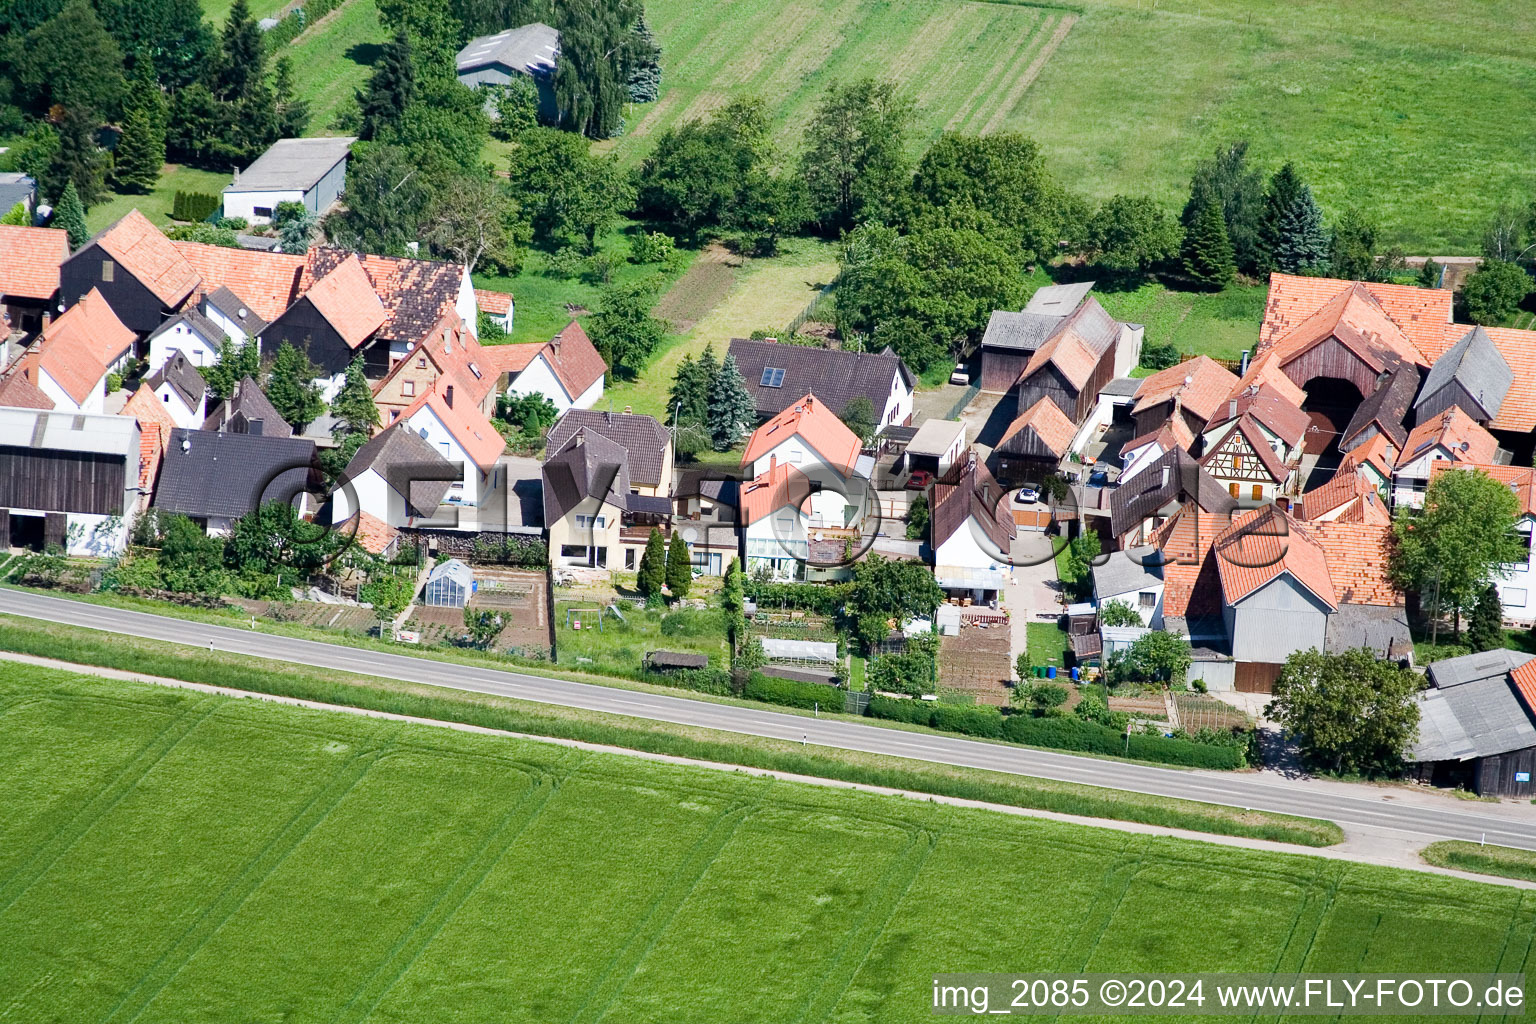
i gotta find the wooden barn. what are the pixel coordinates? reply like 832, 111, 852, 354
1411, 650, 1536, 798
992, 397, 1075, 486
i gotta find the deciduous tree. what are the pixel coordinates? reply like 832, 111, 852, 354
846, 555, 944, 651
588, 279, 666, 379
266, 341, 325, 431
800, 78, 912, 233
1462, 259, 1531, 325
840, 396, 876, 443
1181, 140, 1263, 275
202, 342, 259, 401
1267, 648, 1421, 776
423, 171, 523, 273
1080, 193, 1180, 276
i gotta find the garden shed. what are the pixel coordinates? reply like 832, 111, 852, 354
644, 650, 710, 672
423, 559, 476, 607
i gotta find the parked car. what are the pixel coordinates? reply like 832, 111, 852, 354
1086, 471, 1109, 488
1014, 486, 1039, 504
949, 366, 970, 385
906, 470, 933, 490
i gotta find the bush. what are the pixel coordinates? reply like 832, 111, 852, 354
1140, 341, 1180, 370
867, 694, 934, 726
999, 714, 1245, 769
743, 673, 838, 710
218, 216, 248, 231
744, 580, 848, 616
172, 191, 221, 222
931, 703, 1004, 738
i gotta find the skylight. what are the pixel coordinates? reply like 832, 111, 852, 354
760, 367, 786, 388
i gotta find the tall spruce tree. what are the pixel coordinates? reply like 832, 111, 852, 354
637, 527, 666, 597
332, 356, 379, 435
1181, 197, 1236, 288
665, 531, 691, 598
1467, 584, 1505, 653
1181, 141, 1264, 275
112, 57, 168, 193
1260, 163, 1328, 274
215, 0, 263, 100
51, 180, 88, 248
625, 17, 661, 103
357, 28, 416, 142
266, 341, 325, 431
707, 354, 755, 451
667, 342, 717, 425
48, 106, 109, 206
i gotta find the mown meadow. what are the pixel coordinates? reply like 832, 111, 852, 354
2, 664, 1532, 1022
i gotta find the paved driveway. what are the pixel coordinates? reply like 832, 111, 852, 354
1002, 531, 1061, 680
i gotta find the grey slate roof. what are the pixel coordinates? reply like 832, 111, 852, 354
1092, 547, 1164, 599
343, 423, 456, 517
203, 285, 268, 335
979, 310, 1061, 352
456, 22, 559, 75
1342, 358, 1418, 448
727, 339, 914, 420
147, 350, 207, 410
1416, 326, 1513, 421
544, 409, 670, 489
153, 428, 317, 519
1109, 447, 1236, 538
1025, 280, 1097, 315
203, 376, 292, 438
0, 173, 36, 216
1324, 603, 1411, 659
1099, 377, 1144, 398
225, 137, 356, 194
542, 427, 630, 525
676, 469, 739, 508
147, 307, 227, 352
1413, 650, 1536, 763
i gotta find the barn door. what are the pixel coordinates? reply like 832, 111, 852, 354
1234, 662, 1282, 693
43, 513, 67, 552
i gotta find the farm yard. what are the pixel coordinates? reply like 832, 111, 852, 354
4, 663, 1534, 1022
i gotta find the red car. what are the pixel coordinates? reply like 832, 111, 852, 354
905, 470, 933, 490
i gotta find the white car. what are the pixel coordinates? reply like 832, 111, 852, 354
1014, 487, 1039, 504
949, 367, 970, 386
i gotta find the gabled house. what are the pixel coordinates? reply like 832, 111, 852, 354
373, 310, 495, 423
483, 320, 606, 412
1118, 419, 1195, 486
153, 427, 320, 535
1257, 276, 1434, 397
456, 22, 561, 123
1199, 382, 1309, 459
930, 450, 1013, 604
1430, 462, 1536, 623
1092, 546, 1164, 626
979, 282, 1142, 393
742, 393, 870, 533
146, 306, 229, 374
1343, 431, 1397, 493
673, 470, 739, 576
398, 383, 507, 527
172, 243, 305, 325
222, 136, 355, 225
261, 252, 387, 389
0, 407, 140, 554
1197, 414, 1295, 507
1338, 357, 1417, 453
993, 396, 1076, 484
145, 350, 208, 429
475, 289, 514, 333
200, 284, 269, 344
545, 409, 672, 497
726, 338, 915, 428
121, 384, 177, 512
1014, 296, 1126, 426
543, 426, 631, 569
0, 224, 68, 338
1392, 406, 1501, 508
1411, 649, 1536, 797
1415, 325, 1513, 427
1213, 504, 1338, 663
11, 289, 134, 414
1129, 356, 1238, 440
1108, 446, 1236, 549
203, 375, 292, 438
59, 210, 200, 334
1298, 459, 1389, 525
740, 462, 817, 579
331, 422, 457, 532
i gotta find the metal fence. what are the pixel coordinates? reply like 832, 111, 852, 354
784, 278, 838, 336
945, 383, 982, 421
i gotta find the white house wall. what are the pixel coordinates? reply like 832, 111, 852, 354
148, 323, 221, 373
40, 367, 102, 414
223, 188, 306, 225
507, 355, 573, 411
1113, 324, 1145, 379
1495, 519, 1536, 622
152, 381, 204, 430
1097, 582, 1165, 627
882, 375, 913, 428
454, 271, 478, 334
744, 513, 808, 578
934, 516, 1006, 573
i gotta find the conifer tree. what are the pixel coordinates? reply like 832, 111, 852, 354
1181, 197, 1236, 288
1467, 584, 1505, 653
203, 340, 261, 401
667, 342, 717, 426
1, 202, 29, 226
665, 530, 691, 598
216, 0, 264, 101
332, 356, 379, 436
625, 17, 661, 103
266, 341, 325, 431
357, 29, 416, 142
51, 180, 88, 248
1260, 163, 1328, 274
48, 107, 108, 207
113, 57, 167, 193
637, 527, 666, 597
707, 354, 755, 451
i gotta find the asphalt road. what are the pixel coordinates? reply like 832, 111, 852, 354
7, 589, 1536, 850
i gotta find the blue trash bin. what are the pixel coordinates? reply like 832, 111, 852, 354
1046, 666, 1057, 679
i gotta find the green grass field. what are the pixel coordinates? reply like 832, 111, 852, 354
1, 663, 1530, 1021
85, 164, 231, 234
556, 601, 732, 672
627, 0, 1536, 251
285, 0, 382, 131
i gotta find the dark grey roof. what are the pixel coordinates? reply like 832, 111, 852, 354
147, 307, 226, 351
0, 173, 35, 216
545, 409, 670, 489
343, 423, 455, 517
542, 427, 630, 524
203, 285, 268, 335
979, 309, 1060, 352
629, 494, 673, 515
204, 376, 292, 438
225, 137, 356, 194
153, 428, 317, 519
727, 339, 914, 420
1109, 447, 1236, 538
237, 234, 282, 252
1414, 649, 1536, 762
1099, 377, 1143, 398
1324, 603, 1411, 659
1092, 546, 1164, 599
456, 22, 559, 75
676, 469, 739, 508
147, 351, 207, 409
645, 650, 709, 669
1342, 358, 1418, 448
1025, 280, 1096, 315
1416, 326, 1513, 421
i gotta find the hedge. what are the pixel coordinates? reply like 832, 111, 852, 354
260, 0, 345, 53
745, 580, 847, 616
743, 673, 838, 711
867, 699, 1245, 769
172, 191, 220, 222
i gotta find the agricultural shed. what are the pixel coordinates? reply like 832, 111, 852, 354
644, 650, 709, 671
1410, 649, 1536, 797
423, 558, 475, 607
223, 137, 356, 225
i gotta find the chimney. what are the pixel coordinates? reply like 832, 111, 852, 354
1228, 398, 1237, 421
444, 384, 454, 408
233, 165, 239, 185
623, 405, 631, 414
770, 454, 777, 470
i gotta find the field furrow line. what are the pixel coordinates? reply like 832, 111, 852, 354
1059, 848, 1145, 972
946, 11, 1051, 133
0, 698, 220, 917
1492, 892, 1536, 1006
566, 799, 757, 1024
1269, 861, 1346, 976
101, 744, 392, 1024
795, 827, 937, 1024
328, 770, 561, 1024
979, 12, 1078, 136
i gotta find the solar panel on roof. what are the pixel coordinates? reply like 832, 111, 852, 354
760, 367, 785, 388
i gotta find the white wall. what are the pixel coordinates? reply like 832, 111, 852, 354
1119, 439, 1169, 484
69, 511, 132, 556
1096, 583, 1164, 627
199, 304, 254, 349
1494, 519, 1536, 622
935, 515, 1007, 573
1392, 449, 1444, 509
151, 381, 204, 430
1114, 324, 1145, 378
507, 354, 573, 410
744, 513, 808, 578
332, 466, 409, 526
882, 375, 913, 428
223, 188, 305, 225
148, 322, 222, 374
39, 367, 102, 414
405, 404, 489, 517
454, 270, 477, 333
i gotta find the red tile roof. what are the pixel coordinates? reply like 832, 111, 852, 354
402, 383, 506, 471
1203, 382, 1309, 448
351, 510, 400, 554
1344, 430, 1398, 483
1265, 280, 1426, 373
304, 254, 386, 349
374, 309, 495, 411
740, 462, 814, 526
0, 372, 53, 409
1213, 505, 1337, 609
172, 241, 305, 323
475, 288, 513, 315
122, 383, 177, 493
542, 320, 606, 400
1151, 505, 1233, 617
1132, 356, 1239, 423
92, 210, 200, 307
0, 225, 68, 300
1310, 520, 1400, 606
479, 341, 543, 376
1299, 460, 1390, 526
1456, 326, 1536, 433
1430, 462, 1536, 518
1228, 350, 1308, 409
1001, 396, 1077, 457
1398, 406, 1499, 469
742, 393, 861, 477
15, 289, 134, 404
1120, 418, 1195, 461
300, 247, 465, 350
1260, 273, 1452, 359
1510, 660, 1536, 717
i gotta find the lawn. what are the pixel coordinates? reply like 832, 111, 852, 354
285, 0, 383, 131
556, 600, 732, 674
200, 0, 289, 27
1, 662, 1529, 1021
84, 164, 231, 234
627, 0, 1536, 252
1026, 620, 1071, 672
